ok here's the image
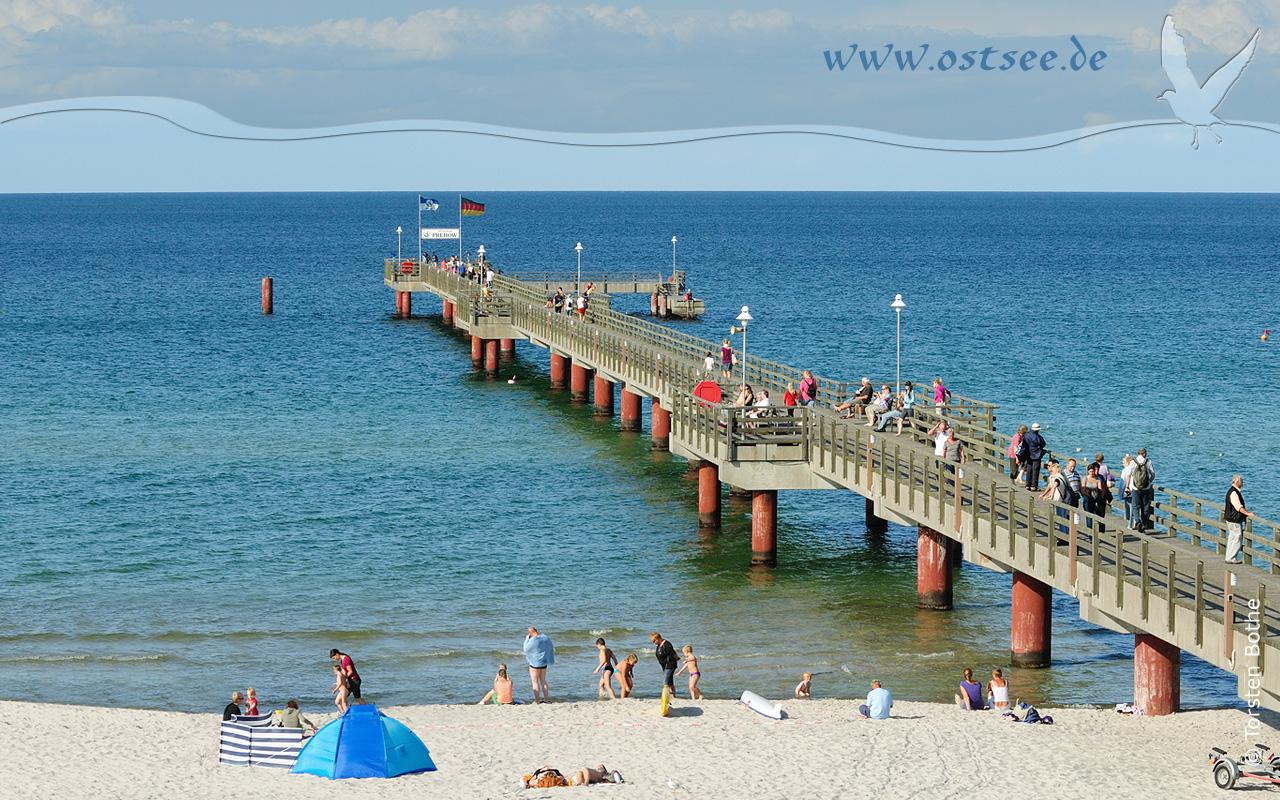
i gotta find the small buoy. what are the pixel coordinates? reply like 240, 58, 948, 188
1263, 330, 1270, 342
1075, 448, 1082, 452
1189, 431, 1194, 435
507, 376, 516, 384
1219, 452, 1224, 457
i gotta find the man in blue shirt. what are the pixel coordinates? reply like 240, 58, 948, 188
859, 680, 893, 719
524, 626, 555, 703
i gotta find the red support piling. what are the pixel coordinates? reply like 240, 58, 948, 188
651, 399, 670, 451
593, 375, 614, 416
570, 364, 590, 402
1011, 572, 1052, 668
658, 293, 669, 319
751, 490, 777, 565
485, 339, 499, 377
865, 496, 887, 532
471, 336, 483, 365
261, 277, 273, 314
395, 291, 403, 315
402, 291, 412, 317
620, 387, 642, 431
1134, 634, 1180, 716
917, 525, 953, 610
442, 299, 453, 324
698, 461, 721, 528
650, 291, 659, 316
500, 338, 515, 360
550, 354, 568, 390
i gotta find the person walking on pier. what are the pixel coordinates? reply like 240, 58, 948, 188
799, 370, 817, 408
1225, 475, 1256, 564
553, 287, 565, 313
524, 627, 555, 703
1130, 448, 1154, 532
720, 340, 734, 379
1021, 423, 1046, 491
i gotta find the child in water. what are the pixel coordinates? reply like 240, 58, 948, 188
795, 672, 812, 698
244, 687, 259, 715
593, 638, 618, 700
674, 645, 705, 700
617, 654, 638, 698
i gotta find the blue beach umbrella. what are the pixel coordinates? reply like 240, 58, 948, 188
291, 704, 436, 779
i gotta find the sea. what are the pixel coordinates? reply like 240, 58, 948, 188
2, 191, 1278, 714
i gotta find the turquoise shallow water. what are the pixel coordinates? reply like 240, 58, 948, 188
1, 192, 1278, 712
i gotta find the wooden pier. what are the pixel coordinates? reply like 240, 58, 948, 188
387, 260, 1279, 716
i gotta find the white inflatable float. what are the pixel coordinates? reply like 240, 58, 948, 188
738, 691, 783, 720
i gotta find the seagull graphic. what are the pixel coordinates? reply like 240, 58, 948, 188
1158, 15, 1259, 149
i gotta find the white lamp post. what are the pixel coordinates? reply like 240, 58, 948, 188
478, 244, 485, 264
671, 236, 677, 277
891, 293, 906, 397
575, 242, 583, 294
735, 305, 753, 386
396, 226, 402, 262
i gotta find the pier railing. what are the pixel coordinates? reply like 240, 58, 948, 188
667, 388, 1279, 661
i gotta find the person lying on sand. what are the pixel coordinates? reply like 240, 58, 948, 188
573, 765, 621, 785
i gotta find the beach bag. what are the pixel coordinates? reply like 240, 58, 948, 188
527, 768, 570, 788
1019, 703, 1042, 724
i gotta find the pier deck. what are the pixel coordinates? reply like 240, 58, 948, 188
387, 261, 1279, 713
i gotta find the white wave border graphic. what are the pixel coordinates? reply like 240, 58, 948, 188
4, 97, 1280, 153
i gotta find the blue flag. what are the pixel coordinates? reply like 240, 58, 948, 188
419, 196, 439, 211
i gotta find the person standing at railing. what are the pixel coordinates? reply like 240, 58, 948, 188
553, 287, 565, 314
1021, 423, 1047, 491
1225, 475, 1256, 564
784, 382, 798, 406
1008, 425, 1027, 485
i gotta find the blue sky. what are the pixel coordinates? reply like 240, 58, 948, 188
1, 0, 1279, 190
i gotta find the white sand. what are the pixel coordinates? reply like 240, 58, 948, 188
1, 698, 1268, 798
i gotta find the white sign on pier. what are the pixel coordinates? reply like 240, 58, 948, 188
421, 228, 461, 240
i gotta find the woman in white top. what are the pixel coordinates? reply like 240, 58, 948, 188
1120, 455, 1135, 524
987, 668, 1010, 710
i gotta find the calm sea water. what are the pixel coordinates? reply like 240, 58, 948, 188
2, 192, 1278, 714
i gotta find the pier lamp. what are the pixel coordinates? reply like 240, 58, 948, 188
891, 293, 906, 397
733, 305, 753, 386
478, 244, 485, 265
575, 242, 583, 294
396, 226, 402, 262
671, 236, 677, 277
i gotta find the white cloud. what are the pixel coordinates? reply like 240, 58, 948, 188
728, 9, 791, 32
1134, 0, 1277, 54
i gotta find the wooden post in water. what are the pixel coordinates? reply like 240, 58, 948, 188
651, 398, 670, 450
1011, 572, 1052, 668
917, 526, 953, 610
549, 354, 568, 389
471, 336, 483, 365
1134, 634, 1180, 715
261, 277, 273, 314
593, 375, 614, 416
751, 490, 777, 565
698, 461, 721, 528
484, 339, 499, 377
620, 386, 642, 430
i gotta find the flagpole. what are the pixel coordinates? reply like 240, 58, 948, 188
418, 197, 423, 264
458, 194, 463, 262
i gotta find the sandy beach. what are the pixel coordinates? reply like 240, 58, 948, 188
2, 697, 1268, 799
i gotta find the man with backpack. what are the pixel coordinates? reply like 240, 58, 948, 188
1130, 448, 1154, 532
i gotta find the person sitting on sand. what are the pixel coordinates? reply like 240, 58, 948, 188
987, 668, 1010, 710
478, 665, 516, 705
222, 691, 244, 721
280, 699, 318, 735
572, 765, 615, 786
954, 668, 986, 710
858, 680, 893, 720
795, 672, 812, 698
618, 654, 638, 698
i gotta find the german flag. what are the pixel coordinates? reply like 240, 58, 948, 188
460, 197, 485, 216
